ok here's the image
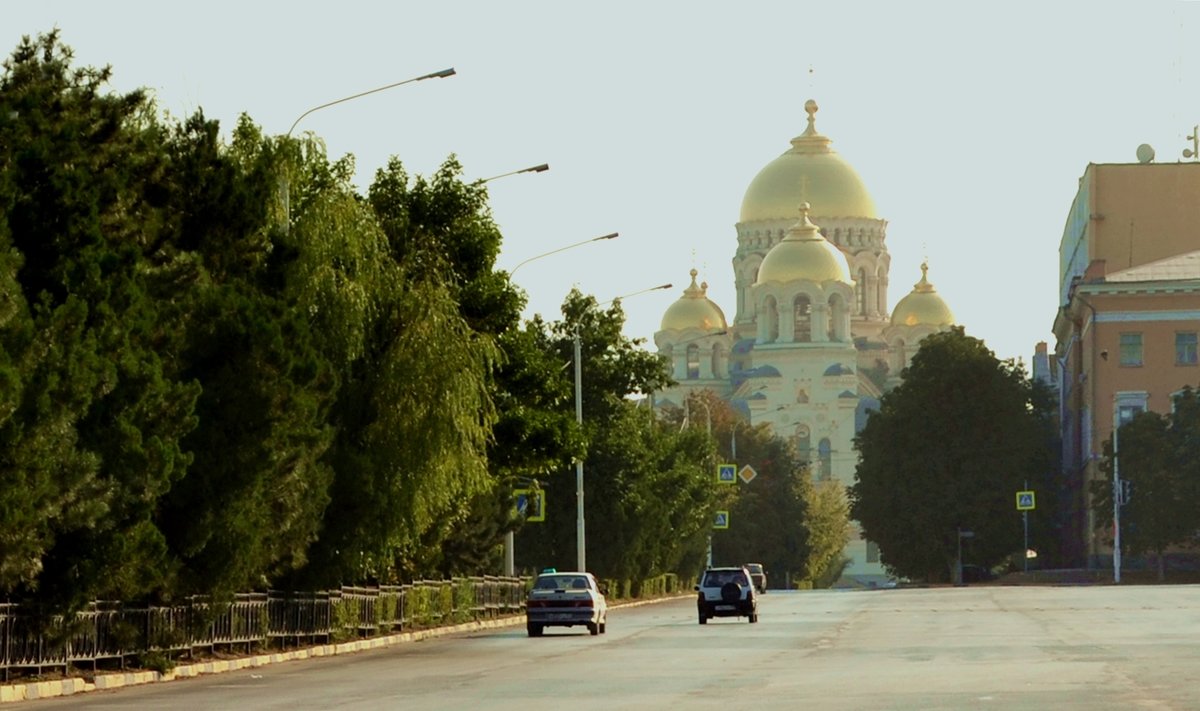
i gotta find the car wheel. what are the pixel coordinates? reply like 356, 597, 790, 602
599, 618, 607, 634
588, 621, 599, 636
526, 623, 543, 637
749, 612, 758, 623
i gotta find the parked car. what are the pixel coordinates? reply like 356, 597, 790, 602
525, 571, 607, 637
695, 566, 758, 624
744, 562, 767, 593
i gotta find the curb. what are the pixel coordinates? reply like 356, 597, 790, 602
0, 595, 689, 704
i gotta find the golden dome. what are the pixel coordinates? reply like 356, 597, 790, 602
740, 100, 877, 223
660, 270, 728, 332
891, 262, 955, 327
756, 204, 851, 285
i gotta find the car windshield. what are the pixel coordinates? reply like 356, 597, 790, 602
746, 564, 762, 573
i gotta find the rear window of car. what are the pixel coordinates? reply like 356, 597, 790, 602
746, 564, 763, 573
703, 571, 747, 586
534, 576, 590, 591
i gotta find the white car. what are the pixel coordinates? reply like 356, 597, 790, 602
695, 566, 758, 624
526, 571, 608, 637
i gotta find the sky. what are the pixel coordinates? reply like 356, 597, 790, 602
5, 1, 1200, 364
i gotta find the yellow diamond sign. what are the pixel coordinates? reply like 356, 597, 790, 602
738, 465, 758, 484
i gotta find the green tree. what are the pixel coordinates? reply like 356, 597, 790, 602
299, 157, 500, 586
802, 480, 852, 587
706, 411, 810, 587
850, 327, 1055, 583
1093, 387, 1200, 581
0, 32, 200, 606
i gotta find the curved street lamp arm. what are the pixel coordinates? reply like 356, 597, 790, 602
286, 67, 456, 137
480, 163, 550, 183
509, 232, 618, 277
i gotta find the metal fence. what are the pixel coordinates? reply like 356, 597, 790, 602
0, 576, 527, 681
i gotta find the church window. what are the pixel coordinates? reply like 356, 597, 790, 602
1119, 333, 1142, 367
818, 438, 832, 481
686, 344, 700, 380
793, 295, 811, 342
764, 296, 779, 342
828, 294, 845, 341
795, 425, 811, 469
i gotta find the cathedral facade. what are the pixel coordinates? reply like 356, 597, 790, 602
653, 100, 955, 582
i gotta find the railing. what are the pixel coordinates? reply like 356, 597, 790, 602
0, 576, 527, 681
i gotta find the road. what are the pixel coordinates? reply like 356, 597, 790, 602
17, 585, 1200, 710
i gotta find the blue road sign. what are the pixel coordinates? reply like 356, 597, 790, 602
717, 463, 737, 484
714, 511, 730, 529
1016, 490, 1035, 511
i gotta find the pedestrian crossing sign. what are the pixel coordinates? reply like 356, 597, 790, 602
717, 463, 737, 484
713, 511, 730, 529
1016, 490, 1035, 511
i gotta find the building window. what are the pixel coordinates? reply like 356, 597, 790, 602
1119, 332, 1143, 367
856, 268, 867, 316
1176, 332, 1198, 366
818, 438, 832, 481
793, 295, 812, 342
1117, 404, 1144, 426
686, 344, 700, 380
866, 541, 880, 563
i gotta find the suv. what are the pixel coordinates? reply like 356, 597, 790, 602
695, 566, 758, 624
744, 563, 767, 593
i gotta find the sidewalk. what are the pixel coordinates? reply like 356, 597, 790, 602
0, 595, 686, 704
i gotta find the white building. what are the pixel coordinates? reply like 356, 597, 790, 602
654, 100, 955, 582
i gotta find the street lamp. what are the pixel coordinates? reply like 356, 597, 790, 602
286, 68, 456, 138
509, 233, 619, 277
575, 283, 673, 572
480, 163, 550, 184
281, 68, 457, 233
499, 233, 620, 576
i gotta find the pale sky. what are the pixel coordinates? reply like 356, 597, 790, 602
6, 1, 1200, 364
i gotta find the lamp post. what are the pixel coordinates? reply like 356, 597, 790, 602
574, 283, 673, 572
509, 233, 618, 277
480, 163, 549, 184
500, 232, 620, 576
281, 68, 457, 232
1113, 400, 1122, 584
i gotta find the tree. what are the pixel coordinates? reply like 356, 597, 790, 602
802, 480, 852, 587
850, 327, 1055, 583
1093, 387, 1200, 581
0, 32, 200, 606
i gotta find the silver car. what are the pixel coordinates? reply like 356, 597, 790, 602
526, 571, 608, 637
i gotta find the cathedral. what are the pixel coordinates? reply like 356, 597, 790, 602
653, 100, 956, 582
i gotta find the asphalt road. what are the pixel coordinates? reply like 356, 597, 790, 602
17, 585, 1200, 710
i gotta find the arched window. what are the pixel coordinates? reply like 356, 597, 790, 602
856, 268, 867, 315
827, 294, 845, 342
818, 438, 832, 481
686, 344, 700, 379
710, 344, 723, 379
793, 295, 811, 342
876, 265, 887, 314
796, 425, 811, 469
763, 296, 779, 343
